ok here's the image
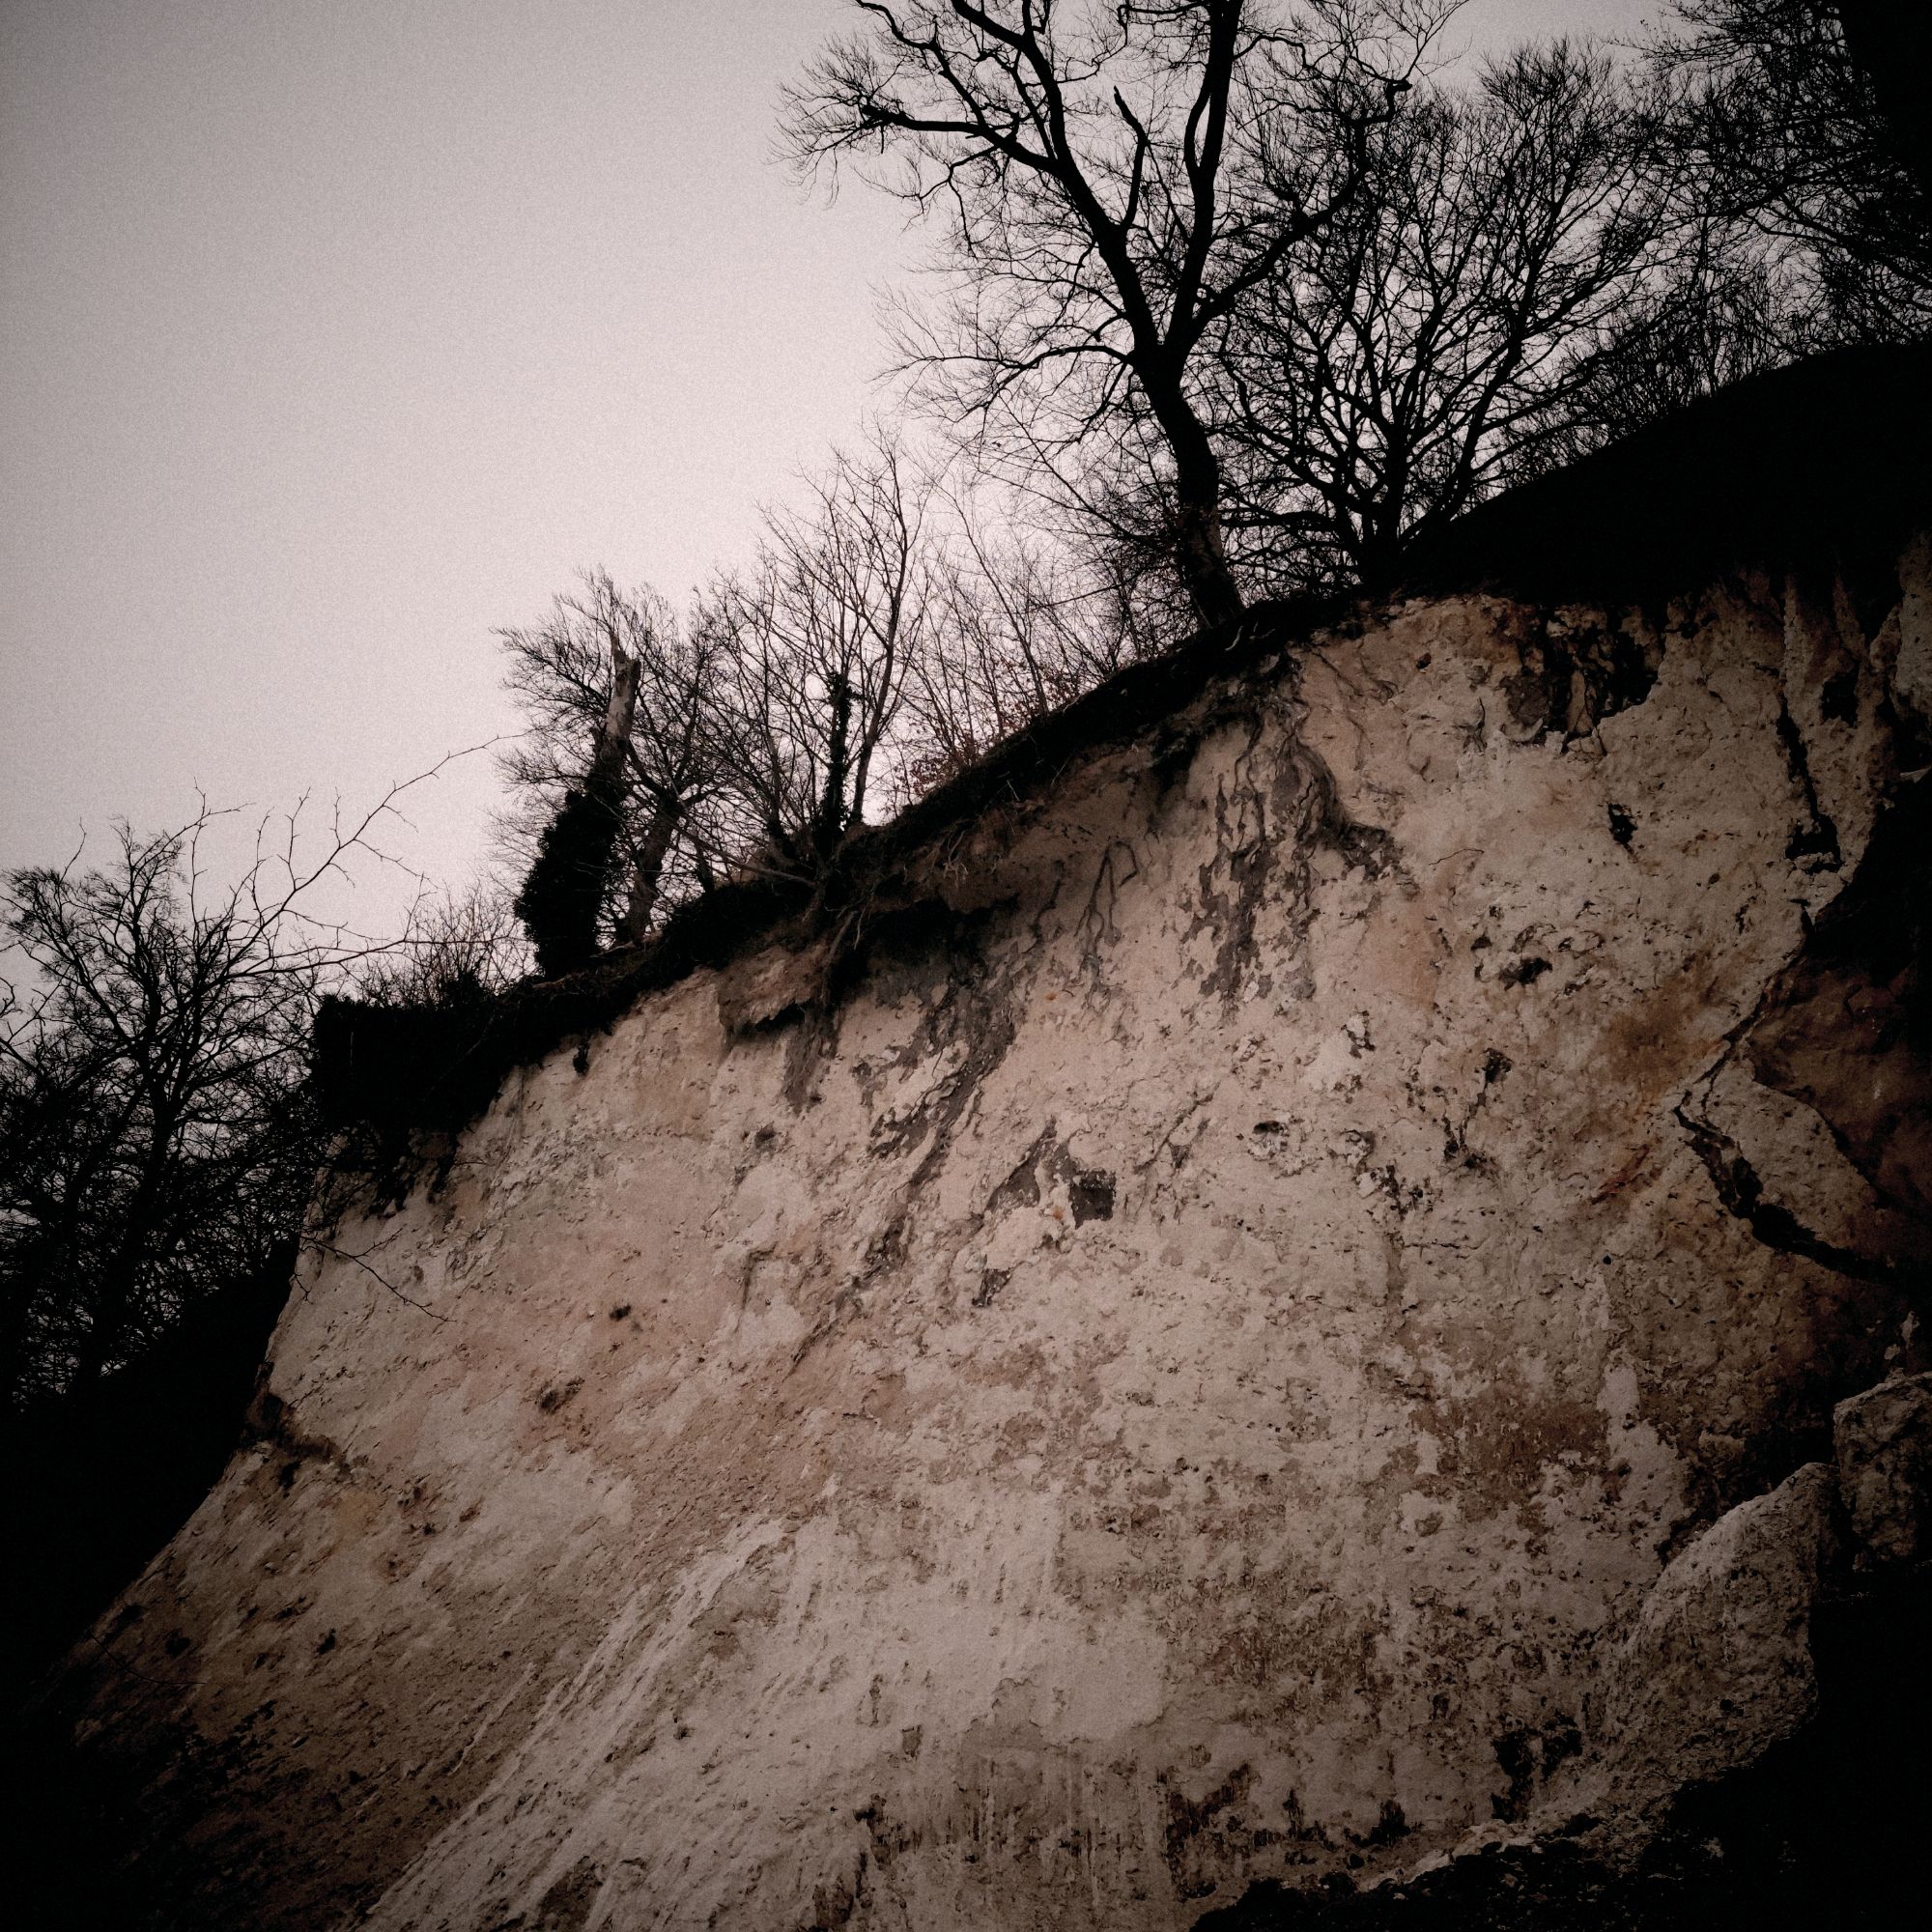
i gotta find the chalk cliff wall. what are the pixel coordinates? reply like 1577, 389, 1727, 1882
43, 384, 1932, 1929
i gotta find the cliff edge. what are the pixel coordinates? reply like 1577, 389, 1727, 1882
25, 352, 1932, 1930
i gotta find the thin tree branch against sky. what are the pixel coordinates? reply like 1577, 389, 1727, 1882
0, 0, 1655, 914
0, 0, 910, 919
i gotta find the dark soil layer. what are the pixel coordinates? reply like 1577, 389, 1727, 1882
1400, 342, 1932, 610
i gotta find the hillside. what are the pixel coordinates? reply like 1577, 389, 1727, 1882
21, 350, 1932, 1930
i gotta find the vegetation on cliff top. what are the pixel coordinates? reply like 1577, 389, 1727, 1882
7, 0, 1931, 1422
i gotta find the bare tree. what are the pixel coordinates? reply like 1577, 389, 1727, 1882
901, 483, 1148, 784
350, 882, 529, 1009
500, 572, 730, 973
704, 436, 934, 878
1208, 38, 1681, 589
785, 1, 1448, 627
0, 792, 429, 1411
1510, 209, 1797, 477
1652, 1, 1932, 343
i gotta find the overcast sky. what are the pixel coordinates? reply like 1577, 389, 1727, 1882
1, 0, 1659, 921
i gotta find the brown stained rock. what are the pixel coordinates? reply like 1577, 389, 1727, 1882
1833, 1372, 1932, 1569
716, 934, 838, 1034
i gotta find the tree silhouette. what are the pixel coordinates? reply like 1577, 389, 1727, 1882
786, 1, 1446, 624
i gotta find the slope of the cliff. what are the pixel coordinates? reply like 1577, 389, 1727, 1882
22, 350, 1932, 1932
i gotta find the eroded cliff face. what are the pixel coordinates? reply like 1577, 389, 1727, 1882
48, 544, 1931, 1929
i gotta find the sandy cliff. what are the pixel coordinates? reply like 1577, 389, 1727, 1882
37, 365, 1932, 1930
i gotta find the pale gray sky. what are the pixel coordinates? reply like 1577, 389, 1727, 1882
1, 0, 1658, 918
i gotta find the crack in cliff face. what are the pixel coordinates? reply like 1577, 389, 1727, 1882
1773, 694, 1842, 871
1672, 1103, 1923, 1295
1645, 765, 1930, 1536
1666, 738, 1928, 1297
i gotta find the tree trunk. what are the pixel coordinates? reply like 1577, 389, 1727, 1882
813, 673, 855, 863
1174, 482, 1244, 629
1143, 365, 1245, 628
590, 649, 642, 792
1354, 494, 1408, 595
616, 798, 681, 946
